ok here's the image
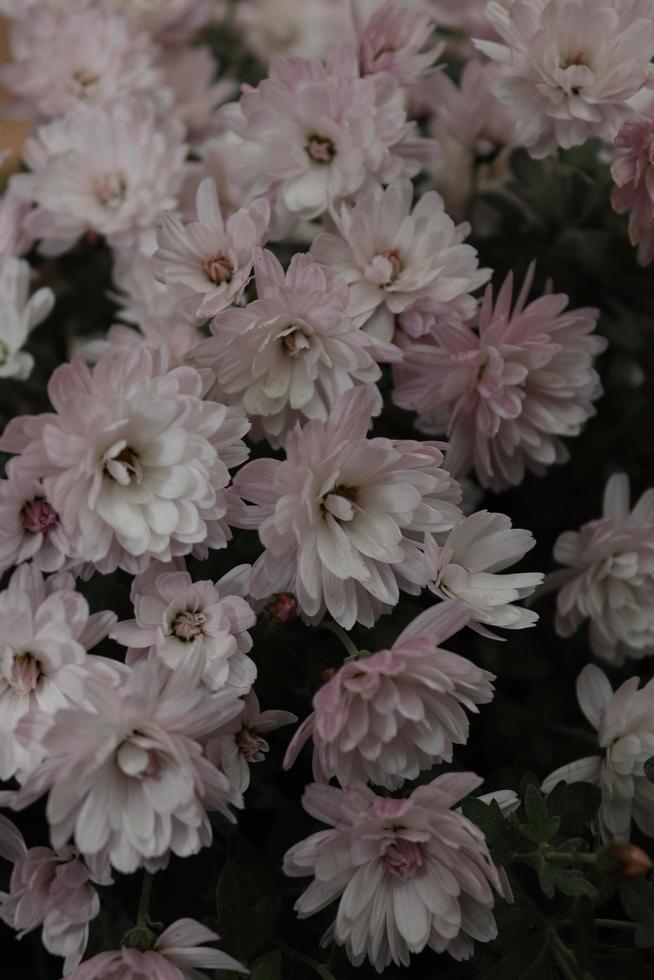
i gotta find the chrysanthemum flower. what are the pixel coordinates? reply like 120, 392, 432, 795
425, 511, 543, 636
12, 101, 187, 255
552, 473, 654, 664
312, 179, 488, 342
284, 776, 511, 971
611, 115, 654, 265
0, 347, 250, 574
475, 0, 654, 158
193, 249, 398, 447
234, 0, 350, 64
12, 654, 244, 874
284, 600, 494, 788
159, 46, 235, 145
65, 918, 245, 979
542, 664, 654, 839
393, 265, 605, 491
0, 564, 116, 782
153, 177, 270, 322
2, 2, 164, 121
0, 257, 54, 381
355, 1, 443, 86
113, 558, 257, 692
208, 690, 297, 793
0, 461, 74, 575
233, 385, 462, 628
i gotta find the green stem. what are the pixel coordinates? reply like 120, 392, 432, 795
136, 871, 154, 928
550, 932, 585, 980
546, 851, 597, 866
561, 918, 637, 932
316, 621, 360, 660
276, 941, 338, 980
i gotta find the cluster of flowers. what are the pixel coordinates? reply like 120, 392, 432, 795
0, 0, 653, 977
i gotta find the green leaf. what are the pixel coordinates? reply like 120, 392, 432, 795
550, 867, 597, 898
573, 894, 596, 972
644, 756, 654, 784
620, 879, 654, 948
521, 785, 560, 844
460, 798, 516, 865
546, 782, 602, 839
251, 951, 282, 980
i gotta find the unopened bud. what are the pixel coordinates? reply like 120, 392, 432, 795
597, 843, 653, 880
264, 592, 297, 624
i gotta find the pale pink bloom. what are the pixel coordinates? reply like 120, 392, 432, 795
552, 473, 654, 664
113, 558, 257, 692
234, 0, 351, 63
11, 101, 187, 255
542, 664, 654, 840
208, 690, 297, 792
355, 0, 443, 86
312, 179, 488, 343
0, 843, 108, 973
114, 0, 222, 41
153, 178, 270, 321
223, 48, 435, 230
475, 0, 654, 158
2, 2, 164, 121
393, 265, 605, 491
0, 188, 32, 263
284, 601, 494, 788
284, 775, 511, 971
12, 654, 244, 874
66, 918, 245, 980
0, 347, 250, 574
233, 385, 462, 628
0, 461, 75, 575
193, 249, 397, 447
611, 115, 654, 265
0, 256, 54, 380
159, 46, 235, 144
425, 511, 543, 636
0, 563, 116, 782
427, 0, 497, 38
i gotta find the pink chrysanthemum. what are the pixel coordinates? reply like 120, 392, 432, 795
284, 776, 511, 971
393, 265, 605, 491
551, 473, 654, 664
159, 46, 235, 144
0, 347, 250, 574
474, 0, 654, 158
543, 664, 654, 839
611, 115, 654, 265
355, 0, 443, 86
12, 654, 244, 873
113, 558, 257, 692
0, 461, 74, 575
312, 178, 488, 343
11, 101, 187, 255
234, 0, 350, 63
284, 601, 494, 788
0, 256, 54, 381
66, 918, 245, 980
233, 385, 462, 628
193, 249, 398, 447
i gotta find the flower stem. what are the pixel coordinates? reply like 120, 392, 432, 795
561, 918, 637, 932
546, 851, 597, 866
137, 870, 154, 928
317, 621, 361, 660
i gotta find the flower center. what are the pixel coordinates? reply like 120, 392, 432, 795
116, 737, 159, 780
280, 324, 311, 357
104, 446, 142, 486
71, 67, 100, 92
321, 484, 359, 523
204, 254, 233, 284
172, 610, 206, 642
384, 839, 423, 881
305, 134, 336, 164
236, 727, 268, 763
21, 497, 59, 534
10, 652, 42, 695
95, 172, 127, 210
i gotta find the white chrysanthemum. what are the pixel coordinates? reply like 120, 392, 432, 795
475, 0, 654, 158
0, 257, 54, 380
0, 347, 250, 575
426, 510, 543, 636
12, 101, 187, 255
543, 664, 654, 839
552, 473, 654, 664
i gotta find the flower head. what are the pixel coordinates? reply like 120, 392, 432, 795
426, 511, 543, 635
0, 257, 54, 380
284, 601, 494, 788
0, 461, 74, 575
153, 177, 270, 321
233, 385, 462, 628
193, 249, 397, 447
611, 115, 654, 265
13, 654, 244, 873
312, 179, 488, 342
235, 0, 350, 63
284, 775, 510, 971
159, 46, 235, 144
542, 664, 654, 840
113, 559, 257, 692
12, 101, 187, 255
393, 264, 605, 490
0, 347, 250, 574
475, 0, 654, 158
356, 1, 443, 86
552, 473, 654, 664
